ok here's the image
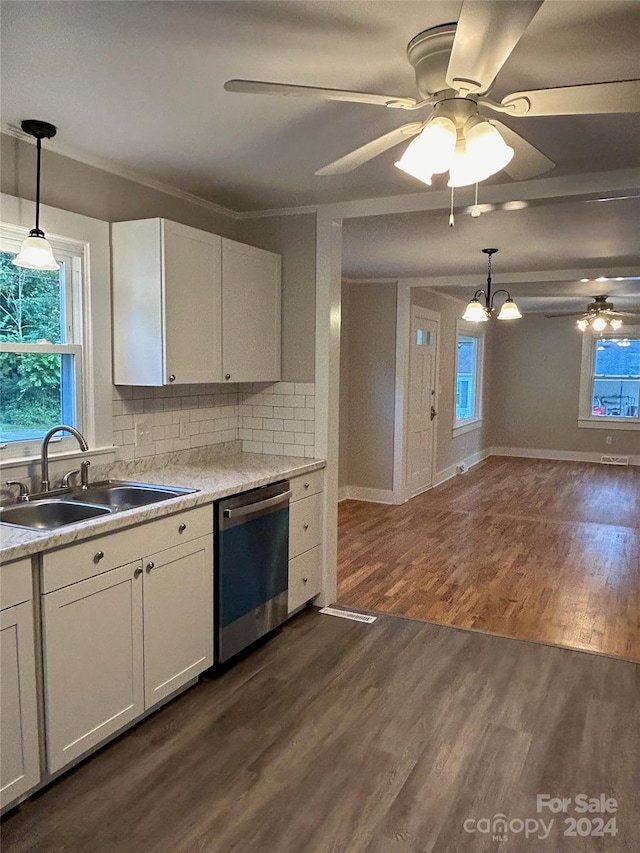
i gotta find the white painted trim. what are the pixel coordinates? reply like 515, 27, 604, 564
434, 448, 492, 487
578, 418, 640, 431
314, 215, 342, 608
396, 266, 640, 290
338, 486, 396, 504
452, 419, 484, 437
421, 287, 468, 306
490, 445, 640, 466
235, 205, 319, 220
392, 282, 410, 504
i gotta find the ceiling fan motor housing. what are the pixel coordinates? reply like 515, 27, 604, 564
407, 24, 458, 99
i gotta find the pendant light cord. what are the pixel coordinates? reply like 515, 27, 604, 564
35, 136, 42, 234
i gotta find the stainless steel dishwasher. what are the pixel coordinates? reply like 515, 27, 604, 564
215, 480, 291, 663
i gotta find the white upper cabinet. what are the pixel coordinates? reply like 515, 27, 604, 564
112, 219, 281, 386
222, 238, 281, 383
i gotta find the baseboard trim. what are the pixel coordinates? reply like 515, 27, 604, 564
491, 446, 640, 466
338, 485, 396, 504
434, 448, 492, 487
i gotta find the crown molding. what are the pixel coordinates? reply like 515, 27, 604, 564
1, 123, 239, 220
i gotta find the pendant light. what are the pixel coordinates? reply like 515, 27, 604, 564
462, 248, 522, 322
12, 120, 59, 271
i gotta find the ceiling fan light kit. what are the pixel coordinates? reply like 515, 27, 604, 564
462, 248, 522, 323
546, 295, 639, 332
12, 119, 59, 271
225, 0, 640, 193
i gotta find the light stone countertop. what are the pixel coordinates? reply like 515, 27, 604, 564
0, 452, 325, 563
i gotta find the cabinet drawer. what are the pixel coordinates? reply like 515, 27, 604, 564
289, 493, 322, 559
288, 546, 322, 613
0, 557, 33, 610
42, 504, 213, 592
290, 469, 324, 503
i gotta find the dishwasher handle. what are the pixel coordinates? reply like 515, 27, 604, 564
223, 490, 292, 520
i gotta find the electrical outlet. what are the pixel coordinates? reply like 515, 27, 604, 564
135, 419, 153, 446
605, 435, 612, 445
179, 416, 190, 441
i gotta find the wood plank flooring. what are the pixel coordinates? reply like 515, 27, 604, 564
338, 457, 640, 661
2, 608, 638, 853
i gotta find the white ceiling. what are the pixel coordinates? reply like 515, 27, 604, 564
2, 1, 639, 312
2, 0, 640, 212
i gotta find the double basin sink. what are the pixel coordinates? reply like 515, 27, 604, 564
0, 481, 197, 530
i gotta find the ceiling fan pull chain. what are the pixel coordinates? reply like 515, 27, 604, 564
449, 186, 455, 227
471, 182, 481, 218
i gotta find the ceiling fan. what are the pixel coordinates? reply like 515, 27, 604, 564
545, 295, 640, 332
224, 0, 640, 185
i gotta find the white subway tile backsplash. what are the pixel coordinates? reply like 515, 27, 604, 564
112, 381, 314, 461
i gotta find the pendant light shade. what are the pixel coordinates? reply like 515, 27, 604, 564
395, 116, 457, 185
12, 119, 59, 272
497, 297, 522, 320
12, 234, 59, 270
462, 248, 522, 323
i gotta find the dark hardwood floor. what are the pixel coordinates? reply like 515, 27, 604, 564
338, 457, 640, 661
2, 608, 639, 853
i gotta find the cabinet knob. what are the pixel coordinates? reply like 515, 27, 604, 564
303, 522, 309, 530
146, 561, 155, 573
178, 523, 187, 533
304, 482, 310, 489
169, 374, 176, 382
225, 373, 231, 381
302, 576, 308, 584
94, 550, 105, 562
134, 567, 143, 578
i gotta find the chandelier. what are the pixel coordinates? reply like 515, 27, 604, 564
462, 248, 522, 322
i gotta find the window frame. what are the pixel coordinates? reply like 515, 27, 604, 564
453, 320, 485, 436
578, 325, 640, 431
0, 193, 114, 471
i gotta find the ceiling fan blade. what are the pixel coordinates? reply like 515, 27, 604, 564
224, 79, 417, 109
446, 1, 543, 95
544, 312, 587, 318
315, 122, 424, 176
501, 79, 640, 116
491, 120, 555, 180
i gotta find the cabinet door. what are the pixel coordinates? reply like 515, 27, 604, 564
143, 535, 214, 709
0, 602, 40, 808
221, 238, 281, 382
42, 561, 144, 774
163, 221, 223, 384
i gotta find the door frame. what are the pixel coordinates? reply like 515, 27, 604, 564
393, 283, 440, 504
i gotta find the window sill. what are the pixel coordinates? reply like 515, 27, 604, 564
0, 444, 117, 473
452, 419, 483, 437
578, 418, 639, 432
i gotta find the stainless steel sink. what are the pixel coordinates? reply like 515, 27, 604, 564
66, 481, 196, 511
0, 499, 112, 530
0, 481, 197, 530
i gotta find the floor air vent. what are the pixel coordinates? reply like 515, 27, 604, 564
319, 607, 377, 624
601, 455, 629, 466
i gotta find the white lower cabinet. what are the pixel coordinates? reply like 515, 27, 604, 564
143, 538, 213, 709
288, 473, 324, 613
1, 557, 40, 809
41, 511, 214, 774
42, 561, 145, 773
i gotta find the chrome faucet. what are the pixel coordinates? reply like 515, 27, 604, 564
40, 425, 89, 492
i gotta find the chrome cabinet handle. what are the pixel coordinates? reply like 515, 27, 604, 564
225, 373, 231, 380
430, 405, 437, 421
146, 562, 155, 573
134, 567, 143, 578
304, 482, 310, 489
302, 576, 308, 583
94, 550, 105, 562
178, 523, 186, 533
303, 522, 309, 530
169, 374, 176, 382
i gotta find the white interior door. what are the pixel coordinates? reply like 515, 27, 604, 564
407, 308, 438, 496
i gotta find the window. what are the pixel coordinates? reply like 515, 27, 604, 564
0, 236, 84, 451
454, 323, 484, 434
579, 329, 640, 430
